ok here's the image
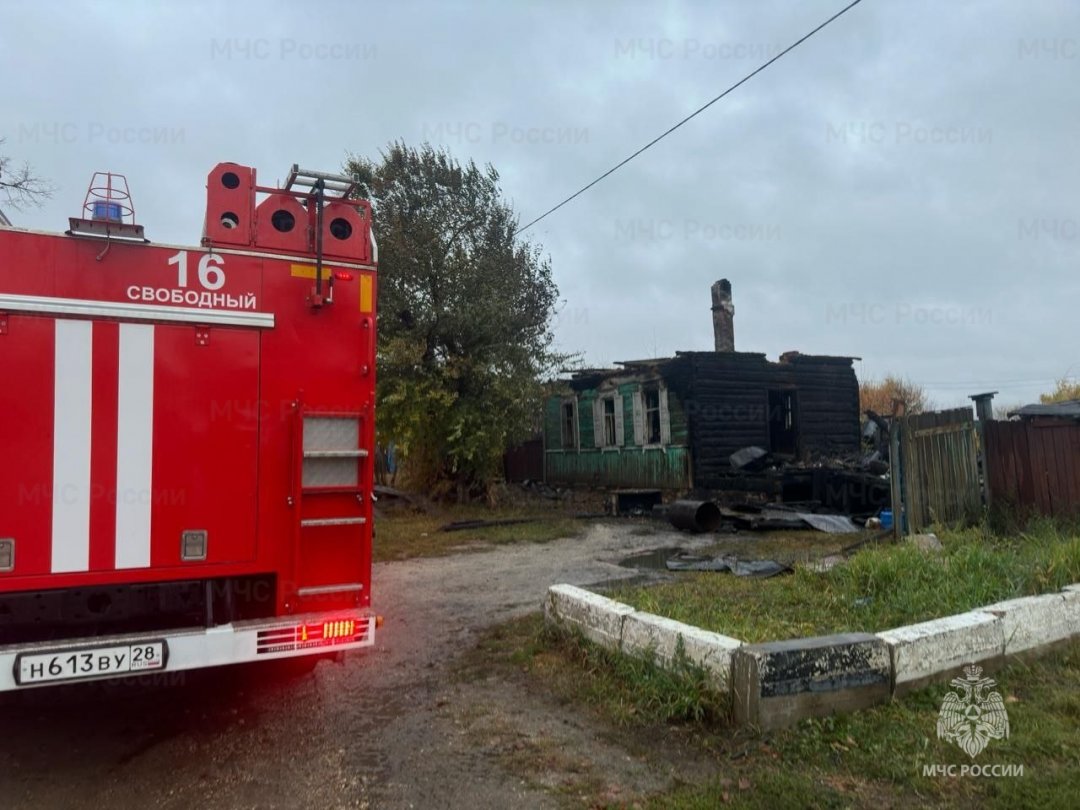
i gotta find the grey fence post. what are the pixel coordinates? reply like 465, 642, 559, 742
969, 391, 997, 509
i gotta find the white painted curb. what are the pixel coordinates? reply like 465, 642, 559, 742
622, 611, 741, 689
978, 590, 1080, 655
545, 584, 635, 648
876, 611, 1004, 693
544, 581, 1080, 712
544, 584, 741, 689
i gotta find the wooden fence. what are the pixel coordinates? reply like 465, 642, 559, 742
898, 408, 982, 532
503, 438, 544, 482
984, 420, 1080, 517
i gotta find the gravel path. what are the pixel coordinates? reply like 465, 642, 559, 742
0, 523, 715, 809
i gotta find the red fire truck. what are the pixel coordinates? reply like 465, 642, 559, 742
0, 162, 378, 689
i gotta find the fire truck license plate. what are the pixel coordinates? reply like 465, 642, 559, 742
15, 641, 167, 686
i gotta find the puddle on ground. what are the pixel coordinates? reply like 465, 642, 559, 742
618, 547, 684, 571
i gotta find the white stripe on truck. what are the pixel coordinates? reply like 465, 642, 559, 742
114, 323, 155, 569
0, 292, 275, 329
51, 319, 93, 573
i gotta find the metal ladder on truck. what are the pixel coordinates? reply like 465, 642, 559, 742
289, 400, 371, 608
284, 166, 357, 307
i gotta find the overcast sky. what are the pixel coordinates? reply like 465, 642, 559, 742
3, 0, 1077, 409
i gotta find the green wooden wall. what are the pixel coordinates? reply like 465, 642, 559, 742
544, 380, 691, 489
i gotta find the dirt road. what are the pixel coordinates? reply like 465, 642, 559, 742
0, 523, 714, 809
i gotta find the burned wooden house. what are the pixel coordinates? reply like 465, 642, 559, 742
544, 280, 861, 490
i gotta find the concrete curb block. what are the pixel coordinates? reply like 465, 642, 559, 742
733, 634, 891, 731
544, 584, 636, 648
978, 591, 1080, 655
544, 581, 1080, 730
621, 611, 741, 690
544, 584, 742, 689
876, 611, 1005, 695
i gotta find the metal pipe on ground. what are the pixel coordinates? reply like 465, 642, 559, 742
668, 500, 722, 533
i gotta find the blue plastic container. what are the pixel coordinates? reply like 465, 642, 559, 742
880, 509, 894, 530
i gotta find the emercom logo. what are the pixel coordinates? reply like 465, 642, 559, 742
936, 665, 1010, 758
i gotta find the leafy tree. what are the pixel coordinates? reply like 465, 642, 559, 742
1039, 378, 1080, 404
345, 142, 569, 499
0, 138, 53, 211
859, 374, 931, 416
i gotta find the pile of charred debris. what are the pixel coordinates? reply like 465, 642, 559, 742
657, 499, 863, 536
623, 432, 898, 578
651, 425, 894, 536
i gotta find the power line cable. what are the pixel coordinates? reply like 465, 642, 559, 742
515, 0, 867, 235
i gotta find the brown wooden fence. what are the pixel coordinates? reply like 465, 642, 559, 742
503, 438, 544, 482
898, 408, 982, 532
984, 421, 1080, 517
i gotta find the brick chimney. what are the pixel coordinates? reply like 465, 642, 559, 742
711, 279, 734, 352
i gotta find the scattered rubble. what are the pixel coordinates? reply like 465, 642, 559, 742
795, 513, 860, 534
662, 499, 867, 535
665, 554, 791, 578
665, 500, 722, 533
440, 518, 539, 532
373, 484, 436, 514
905, 532, 943, 553
805, 554, 847, 573
730, 446, 771, 471
515, 479, 565, 500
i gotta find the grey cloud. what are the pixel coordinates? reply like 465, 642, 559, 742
2, 0, 1076, 408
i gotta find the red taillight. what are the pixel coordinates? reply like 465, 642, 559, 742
333, 271, 354, 281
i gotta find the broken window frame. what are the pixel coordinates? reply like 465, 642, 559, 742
560, 398, 578, 450
644, 386, 662, 445
633, 382, 671, 448
592, 392, 625, 449
603, 398, 617, 447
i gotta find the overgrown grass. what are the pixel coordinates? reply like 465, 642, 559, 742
373, 505, 586, 562
608, 520, 1080, 641
647, 643, 1080, 809
461, 614, 726, 727
471, 614, 1080, 808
